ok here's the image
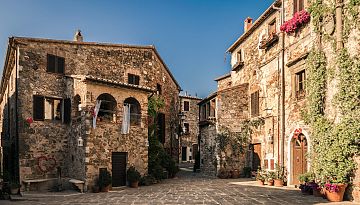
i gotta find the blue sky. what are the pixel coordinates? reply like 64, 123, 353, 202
0, 0, 274, 98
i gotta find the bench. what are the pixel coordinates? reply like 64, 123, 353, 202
69, 179, 85, 193
23, 178, 56, 191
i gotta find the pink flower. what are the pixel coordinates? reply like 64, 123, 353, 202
280, 10, 310, 34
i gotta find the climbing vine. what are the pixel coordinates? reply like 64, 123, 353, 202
303, 0, 360, 183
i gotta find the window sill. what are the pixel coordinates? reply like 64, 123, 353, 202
259, 33, 279, 49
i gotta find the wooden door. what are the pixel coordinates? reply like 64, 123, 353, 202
292, 134, 307, 184
192, 144, 198, 160
112, 152, 127, 187
252, 143, 261, 170
182, 147, 187, 161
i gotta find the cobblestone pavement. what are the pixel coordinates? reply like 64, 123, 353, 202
1, 164, 355, 205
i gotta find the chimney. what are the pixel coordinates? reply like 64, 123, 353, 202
244, 17, 253, 33
74, 30, 83, 42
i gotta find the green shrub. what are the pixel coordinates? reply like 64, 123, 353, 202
98, 169, 112, 188
127, 166, 141, 183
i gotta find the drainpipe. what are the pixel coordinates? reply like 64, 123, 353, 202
280, 0, 286, 168
336, 0, 344, 50
15, 41, 20, 184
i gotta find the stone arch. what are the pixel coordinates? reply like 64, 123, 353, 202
286, 128, 311, 185
124, 97, 141, 125
97, 93, 117, 122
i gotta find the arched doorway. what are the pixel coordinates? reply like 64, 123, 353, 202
291, 133, 308, 184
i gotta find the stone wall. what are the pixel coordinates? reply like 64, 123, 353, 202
199, 121, 217, 176
179, 96, 201, 162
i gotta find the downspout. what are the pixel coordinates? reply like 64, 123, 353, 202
280, 0, 286, 168
336, 0, 344, 50
15, 42, 20, 183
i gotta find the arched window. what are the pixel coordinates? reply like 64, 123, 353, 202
97, 93, 117, 122
124, 97, 141, 125
73, 94, 81, 117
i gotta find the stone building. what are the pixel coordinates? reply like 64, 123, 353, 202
201, 0, 359, 200
198, 92, 217, 175
0, 33, 181, 191
179, 94, 201, 163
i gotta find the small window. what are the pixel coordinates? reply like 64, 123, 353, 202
294, 0, 304, 13
73, 94, 81, 117
251, 91, 260, 117
268, 20, 276, 36
128, 74, 140, 85
47, 54, 65, 74
33, 95, 71, 123
156, 84, 162, 95
184, 123, 189, 135
183, 101, 190, 111
237, 50, 243, 63
295, 70, 306, 99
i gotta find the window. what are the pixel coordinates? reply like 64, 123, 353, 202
156, 84, 162, 95
47, 54, 65, 74
236, 50, 243, 63
183, 101, 190, 111
294, 0, 304, 13
184, 123, 189, 135
124, 97, 141, 125
157, 113, 165, 143
97, 93, 117, 122
73, 94, 81, 117
33, 95, 71, 123
251, 91, 260, 117
295, 70, 306, 99
128, 74, 140, 85
268, 20, 276, 36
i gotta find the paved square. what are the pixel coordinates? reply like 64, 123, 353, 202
2, 167, 354, 205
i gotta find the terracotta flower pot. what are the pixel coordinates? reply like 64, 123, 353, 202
267, 180, 274, 186
130, 181, 139, 188
325, 184, 347, 202
101, 185, 111, 192
274, 179, 284, 187
232, 170, 240, 178
257, 180, 265, 185
10, 188, 19, 195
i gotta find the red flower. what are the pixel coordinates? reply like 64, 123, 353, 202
26, 117, 33, 124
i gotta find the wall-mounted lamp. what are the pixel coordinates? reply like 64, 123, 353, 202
78, 137, 84, 147
264, 108, 272, 115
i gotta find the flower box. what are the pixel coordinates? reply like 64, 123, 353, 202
259, 33, 279, 49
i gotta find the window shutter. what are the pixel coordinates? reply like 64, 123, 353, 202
256, 91, 259, 116
47, 54, 55, 73
135, 75, 139, 85
128, 74, 133, 84
299, 0, 304, 11
33, 95, 44, 120
57, 57, 65, 74
64, 98, 71, 124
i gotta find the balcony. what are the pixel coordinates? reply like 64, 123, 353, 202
259, 33, 279, 49
232, 61, 244, 71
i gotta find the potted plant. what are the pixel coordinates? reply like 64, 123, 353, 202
10, 181, 20, 195
127, 166, 141, 188
242, 167, 251, 178
99, 169, 112, 192
274, 164, 285, 187
324, 182, 348, 202
266, 171, 276, 186
298, 172, 315, 195
308, 181, 323, 197
256, 169, 265, 185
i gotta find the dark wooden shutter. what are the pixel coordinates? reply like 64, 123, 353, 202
33, 95, 44, 120
57, 57, 65, 74
47, 54, 55, 73
64, 98, 71, 124
135, 75, 139, 85
184, 101, 189, 111
299, 0, 304, 11
157, 113, 165, 144
128, 74, 133, 84
251, 91, 259, 117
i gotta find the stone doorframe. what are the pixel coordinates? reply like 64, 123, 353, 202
286, 128, 311, 185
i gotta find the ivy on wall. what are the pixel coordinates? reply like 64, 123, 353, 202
302, 0, 360, 184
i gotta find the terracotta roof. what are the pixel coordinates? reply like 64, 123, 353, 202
12, 37, 182, 91
214, 73, 231, 81
227, 0, 281, 53
84, 75, 155, 92
198, 91, 217, 105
